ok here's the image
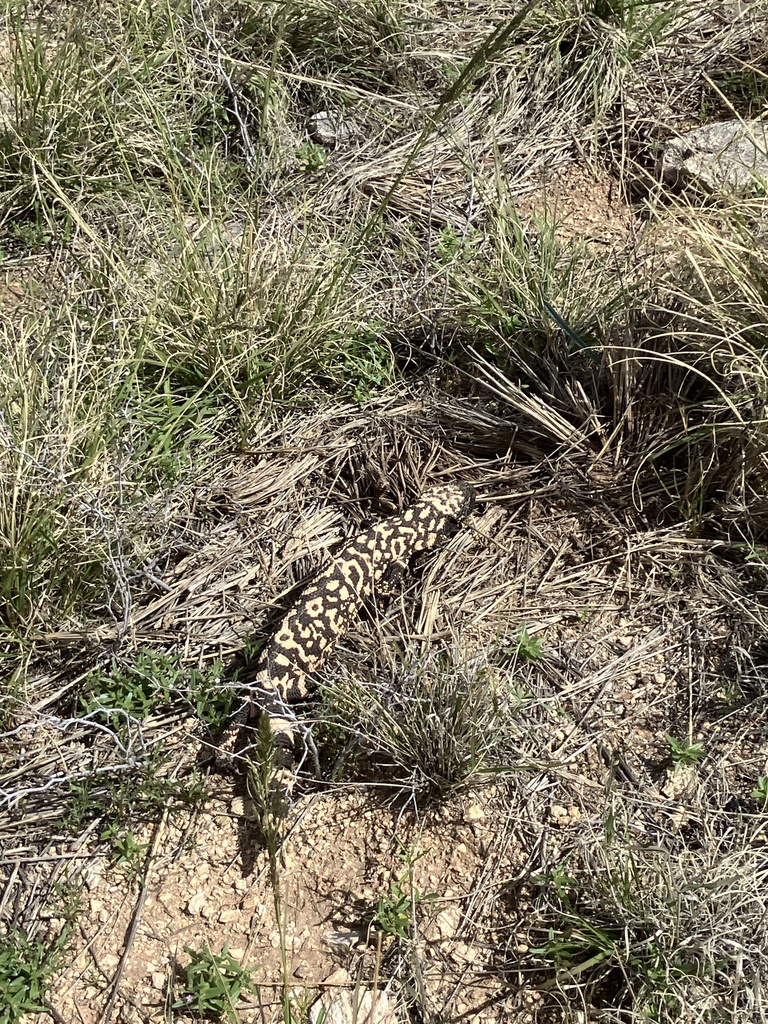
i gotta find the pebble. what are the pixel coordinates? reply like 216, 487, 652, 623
186, 892, 206, 916
323, 966, 352, 987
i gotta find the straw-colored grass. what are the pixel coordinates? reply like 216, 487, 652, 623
1, 0, 767, 1021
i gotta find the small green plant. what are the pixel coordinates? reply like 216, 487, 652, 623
372, 878, 412, 940
80, 649, 232, 729
666, 735, 706, 768
296, 139, 327, 173
370, 839, 437, 940
0, 928, 70, 1024
515, 625, 544, 663
718, 69, 768, 115
533, 917, 621, 975
527, 848, 717, 1018
80, 649, 178, 720
435, 223, 474, 264
173, 945, 259, 1022
99, 824, 148, 879
339, 330, 394, 406
534, 862, 577, 901
752, 775, 768, 808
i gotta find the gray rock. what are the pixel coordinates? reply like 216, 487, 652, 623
661, 119, 768, 192
306, 109, 350, 147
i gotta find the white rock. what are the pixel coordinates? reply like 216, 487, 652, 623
186, 891, 206, 916
310, 988, 393, 1024
322, 929, 363, 950
662, 120, 768, 192
463, 803, 484, 822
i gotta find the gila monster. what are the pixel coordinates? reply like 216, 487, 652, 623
217, 482, 476, 779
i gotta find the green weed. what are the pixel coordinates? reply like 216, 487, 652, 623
526, 839, 768, 1021
66, 749, 208, 832
666, 735, 706, 769
370, 839, 437, 940
0, 927, 70, 1024
99, 824, 148, 880
752, 775, 768, 808
716, 68, 768, 116
296, 139, 327, 173
173, 945, 259, 1023
514, 625, 545, 664
79, 648, 232, 729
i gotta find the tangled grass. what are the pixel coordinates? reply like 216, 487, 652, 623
1, 0, 767, 1021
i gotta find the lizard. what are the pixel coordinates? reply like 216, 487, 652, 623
216, 482, 476, 790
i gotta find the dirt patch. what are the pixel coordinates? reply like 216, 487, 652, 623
51, 785, 531, 1024
517, 164, 637, 247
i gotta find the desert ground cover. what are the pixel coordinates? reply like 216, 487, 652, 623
1, 1, 767, 1022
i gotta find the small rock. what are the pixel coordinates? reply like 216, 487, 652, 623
306, 110, 350, 147
423, 905, 462, 943
151, 972, 166, 991
322, 967, 353, 987
463, 804, 484, 823
82, 863, 105, 890
219, 908, 241, 924
662, 765, 698, 801
550, 804, 569, 822
186, 892, 206, 916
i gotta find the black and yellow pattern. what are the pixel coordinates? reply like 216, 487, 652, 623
218, 482, 476, 767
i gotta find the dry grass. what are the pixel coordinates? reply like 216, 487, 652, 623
1, 0, 768, 1021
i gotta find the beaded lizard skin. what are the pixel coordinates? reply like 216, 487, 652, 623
216, 482, 476, 783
